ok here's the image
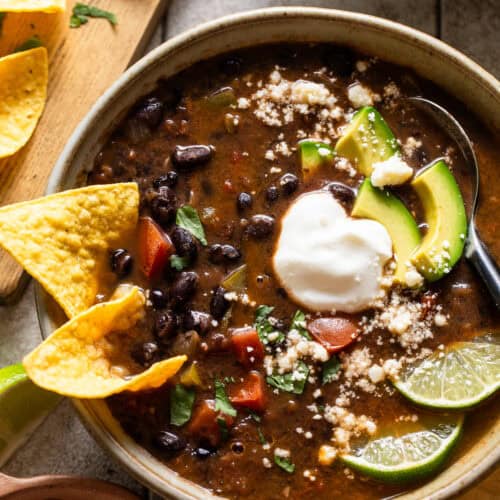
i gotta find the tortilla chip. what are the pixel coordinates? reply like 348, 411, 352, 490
0, 183, 139, 318
23, 286, 187, 398
0, 46, 48, 158
0, 1, 65, 12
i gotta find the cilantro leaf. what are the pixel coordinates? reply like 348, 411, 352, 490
322, 356, 341, 385
255, 305, 284, 345
266, 361, 309, 395
170, 384, 195, 426
170, 254, 190, 271
290, 310, 311, 339
248, 410, 261, 423
274, 455, 295, 473
14, 36, 43, 53
176, 205, 207, 245
214, 379, 237, 417
217, 417, 230, 441
257, 427, 267, 444
70, 3, 117, 28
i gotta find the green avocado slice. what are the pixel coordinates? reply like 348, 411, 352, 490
410, 159, 467, 281
335, 106, 399, 176
298, 140, 334, 178
352, 179, 421, 284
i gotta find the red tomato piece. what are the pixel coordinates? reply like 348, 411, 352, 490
230, 371, 266, 412
307, 317, 358, 354
230, 327, 264, 368
138, 216, 175, 279
188, 399, 234, 447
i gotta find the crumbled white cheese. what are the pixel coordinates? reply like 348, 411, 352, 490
371, 155, 413, 187
237, 97, 251, 109
347, 83, 374, 108
356, 60, 369, 72
290, 80, 335, 106
434, 313, 448, 327
262, 457, 272, 468
405, 268, 424, 288
274, 447, 290, 458
368, 364, 385, 384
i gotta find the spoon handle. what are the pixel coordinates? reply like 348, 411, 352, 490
465, 225, 500, 308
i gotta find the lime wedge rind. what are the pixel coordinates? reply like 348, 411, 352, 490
0, 363, 61, 467
394, 339, 500, 410
340, 416, 463, 483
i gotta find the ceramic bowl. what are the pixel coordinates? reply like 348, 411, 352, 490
36, 7, 500, 499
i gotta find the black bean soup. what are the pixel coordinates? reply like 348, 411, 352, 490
86, 44, 499, 499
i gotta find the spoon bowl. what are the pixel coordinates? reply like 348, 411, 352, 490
408, 96, 500, 307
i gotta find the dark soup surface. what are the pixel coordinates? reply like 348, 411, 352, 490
86, 44, 499, 499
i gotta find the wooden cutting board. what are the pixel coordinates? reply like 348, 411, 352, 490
0, 0, 166, 303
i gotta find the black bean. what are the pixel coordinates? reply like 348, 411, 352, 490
150, 288, 168, 309
153, 171, 178, 189
171, 226, 198, 260
207, 244, 241, 264
210, 286, 230, 320
150, 186, 177, 226
154, 310, 178, 341
183, 310, 213, 335
265, 185, 279, 203
154, 430, 186, 452
110, 249, 133, 278
219, 57, 242, 76
247, 215, 275, 239
135, 97, 164, 129
231, 442, 244, 454
279, 173, 299, 196
322, 46, 355, 78
171, 145, 213, 170
327, 182, 356, 208
194, 447, 213, 459
236, 192, 253, 212
131, 341, 159, 367
170, 271, 199, 307
171, 330, 200, 357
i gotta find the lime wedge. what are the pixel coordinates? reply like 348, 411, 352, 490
340, 415, 463, 483
394, 334, 500, 409
0, 363, 61, 466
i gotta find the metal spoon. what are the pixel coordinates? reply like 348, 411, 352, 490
408, 96, 500, 307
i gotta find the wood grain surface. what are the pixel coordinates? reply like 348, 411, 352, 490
0, 0, 167, 303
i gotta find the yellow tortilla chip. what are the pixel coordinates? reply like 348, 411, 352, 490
0, 183, 139, 318
23, 286, 187, 398
0, 1, 65, 12
0, 46, 48, 158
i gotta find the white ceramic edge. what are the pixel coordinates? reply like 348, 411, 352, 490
34, 7, 500, 500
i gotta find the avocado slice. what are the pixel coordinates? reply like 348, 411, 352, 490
352, 179, 421, 284
335, 106, 399, 176
410, 159, 467, 281
298, 140, 334, 178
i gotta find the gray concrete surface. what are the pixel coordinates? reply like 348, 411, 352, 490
0, 1, 498, 498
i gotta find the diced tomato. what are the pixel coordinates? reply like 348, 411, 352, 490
138, 216, 175, 279
230, 371, 266, 412
230, 327, 264, 368
307, 317, 358, 354
188, 399, 234, 447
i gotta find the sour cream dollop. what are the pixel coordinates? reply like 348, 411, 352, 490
273, 191, 392, 313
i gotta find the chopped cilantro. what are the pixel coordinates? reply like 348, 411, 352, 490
274, 455, 295, 473
170, 254, 190, 271
214, 379, 237, 417
322, 356, 341, 385
217, 417, 230, 441
248, 410, 261, 423
290, 310, 311, 339
176, 205, 207, 245
169, 384, 195, 426
14, 36, 43, 53
223, 376, 236, 384
266, 361, 309, 395
257, 427, 267, 444
255, 305, 284, 345
70, 3, 117, 28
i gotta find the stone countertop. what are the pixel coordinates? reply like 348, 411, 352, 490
0, 1, 498, 498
